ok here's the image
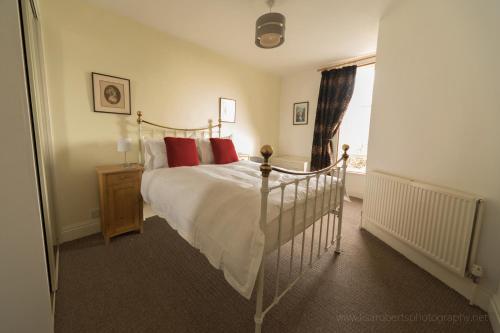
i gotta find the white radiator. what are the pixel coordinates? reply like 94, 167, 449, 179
271, 156, 309, 172
362, 171, 483, 277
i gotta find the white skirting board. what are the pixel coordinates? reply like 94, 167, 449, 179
362, 221, 495, 313
58, 203, 155, 244
58, 218, 100, 243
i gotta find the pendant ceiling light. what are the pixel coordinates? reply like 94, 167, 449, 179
255, 0, 285, 49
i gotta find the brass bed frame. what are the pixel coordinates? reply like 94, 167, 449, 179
137, 111, 349, 332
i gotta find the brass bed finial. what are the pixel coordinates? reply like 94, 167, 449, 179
260, 145, 274, 177
137, 111, 143, 124
341, 144, 350, 161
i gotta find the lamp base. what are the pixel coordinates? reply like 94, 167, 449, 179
121, 152, 133, 168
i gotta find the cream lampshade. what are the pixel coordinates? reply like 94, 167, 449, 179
117, 137, 132, 166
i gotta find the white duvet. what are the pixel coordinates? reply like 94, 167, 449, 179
141, 160, 341, 299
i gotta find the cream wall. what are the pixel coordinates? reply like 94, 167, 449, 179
40, 0, 281, 238
368, 0, 500, 294
278, 69, 366, 199
278, 69, 320, 158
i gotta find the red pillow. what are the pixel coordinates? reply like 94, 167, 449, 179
210, 138, 239, 164
164, 137, 200, 167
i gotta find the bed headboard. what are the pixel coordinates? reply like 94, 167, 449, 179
136, 111, 222, 164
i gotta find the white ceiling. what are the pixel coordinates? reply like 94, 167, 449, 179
87, 0, 393, 75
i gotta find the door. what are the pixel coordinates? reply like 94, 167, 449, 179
0, 0, 54, 331
21, 0, 58, 292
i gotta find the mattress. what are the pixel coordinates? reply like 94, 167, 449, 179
141, 160, 342, 299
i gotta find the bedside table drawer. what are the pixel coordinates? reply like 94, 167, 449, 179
107, 172, 139, 186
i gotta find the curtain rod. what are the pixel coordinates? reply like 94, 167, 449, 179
317, 54, 376, 72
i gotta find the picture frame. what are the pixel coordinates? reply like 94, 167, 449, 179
293, 101, 309, 125
92, 72, 131, 115
219, 97, 236, 123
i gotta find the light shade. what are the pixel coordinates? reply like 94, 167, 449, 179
255, 12, 285, 49
117, 137, 131, 153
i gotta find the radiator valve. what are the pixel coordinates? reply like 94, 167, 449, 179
470, 264, 483, 280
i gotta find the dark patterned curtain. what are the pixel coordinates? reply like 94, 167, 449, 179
310, 65, 357, 171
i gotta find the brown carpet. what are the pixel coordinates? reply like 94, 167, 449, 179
55, 199, 492, 333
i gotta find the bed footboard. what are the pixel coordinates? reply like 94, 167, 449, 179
254, 144, 349, 333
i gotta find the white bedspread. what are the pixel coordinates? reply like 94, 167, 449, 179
141, 160, 340, 299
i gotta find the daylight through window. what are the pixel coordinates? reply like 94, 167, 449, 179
337, 64, 375, 173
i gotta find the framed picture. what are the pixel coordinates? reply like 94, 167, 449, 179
219, 97, 236, 123
92, 72, 131, 115
293, 101, 309, 125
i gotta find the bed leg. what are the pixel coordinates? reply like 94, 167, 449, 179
335, 144, 349, 254
255, 145, 273, 333
255, 319, 262, 333
335, 202, 344, 254
335, 214, 343, 255
254, 263, 265, 333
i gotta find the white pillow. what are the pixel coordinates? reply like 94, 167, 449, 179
144, 139, 168, 169
141, 138, 153, 170
197, 139, 214, 164
197, 135, 234, 164
143, 148, 154, 171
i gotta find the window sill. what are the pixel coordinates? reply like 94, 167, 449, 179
347, 169, 366, 176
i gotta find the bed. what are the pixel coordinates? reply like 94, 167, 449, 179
136, 111, 349, 332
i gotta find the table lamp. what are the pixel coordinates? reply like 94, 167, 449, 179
117, 137, 132, 167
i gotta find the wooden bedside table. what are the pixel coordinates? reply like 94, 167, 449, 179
96, 164, 144, 244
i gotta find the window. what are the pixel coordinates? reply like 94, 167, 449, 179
337, 64, 375, 173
